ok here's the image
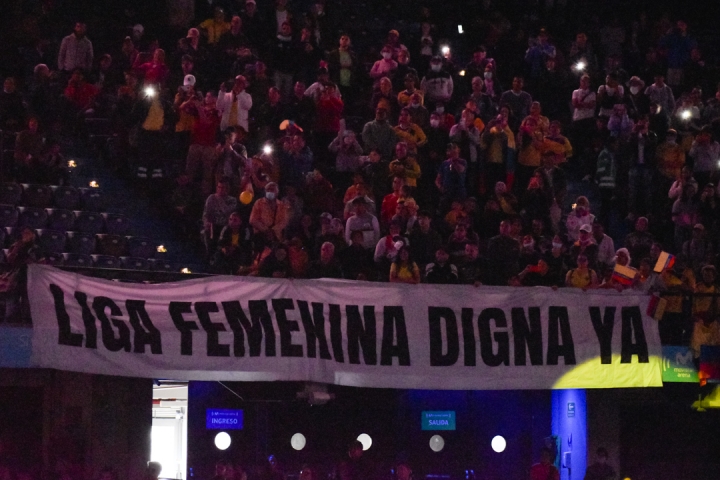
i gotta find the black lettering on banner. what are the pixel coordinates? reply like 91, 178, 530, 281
221, 301, 252, 357
589, 306, 615, 364
346, 305, 377, 365
170, 302, 197, 355
195, 302, 230, 357
461, 308, 476, 366
511, 307, 543, 366
273, 298, 303, 357
478, 308, 510, 367
380, 306, 410, 366
248, 300, 276, 356
126, 300, 162, 354
428, 307, 458, 366
621, 306, 649, 363
297, 301, 332, 360
329, 304, 344, 363
92, 296, 131, 352
50, 284, 83, 347
547, 306, 576, 365
74, 291, 98, 349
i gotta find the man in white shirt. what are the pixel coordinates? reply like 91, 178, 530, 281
571, 74, 596, 160
58, 22, 94, 73
217, 75, 252, 132
592, 221, 615, 270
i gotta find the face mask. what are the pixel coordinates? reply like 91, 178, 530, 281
411, 102, 420, 108
382, 52, 392, 60
552, 242, 563, 249
630, 86, 640, 95
523, 242, 534, 249
436, 107, 444, 114
266, 192, 276, 201
431, 64, 441, 72
605, 87, 616, 95
430, 119, 440, 128
484, 72, 492, 79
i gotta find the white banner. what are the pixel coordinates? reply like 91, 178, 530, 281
27, 265, 663, 389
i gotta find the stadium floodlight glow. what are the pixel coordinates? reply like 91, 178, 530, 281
491, 435, 506, 453
429, 434, 445, 452
458, 25, 464, 34
681, 109, 692, 120
263, 144, 273, 155
214, 432, 231, 450
574, 61, 586, 72
291, 433, 306, 451
356, 433, 372, 451
145, 86, 157, 98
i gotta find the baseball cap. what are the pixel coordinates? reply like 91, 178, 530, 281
579, 224, 592, 233
389, 29, 399, 37
183, 74, 196, 87
187, 28, 200, 38
693, 223, 705, 230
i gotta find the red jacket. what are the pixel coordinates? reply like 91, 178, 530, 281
315, 96, 344, 133
64, 82, 98, 110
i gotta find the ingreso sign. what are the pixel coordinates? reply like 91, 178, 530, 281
421, 411, 456, 430
206, 409, 244, 430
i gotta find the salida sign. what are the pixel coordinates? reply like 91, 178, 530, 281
422, 411, 456, 430
28, 266, 663, 390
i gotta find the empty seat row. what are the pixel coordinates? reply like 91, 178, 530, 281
0, 206, 130, 234
0, 228, 156, 258
0, 251, 176, 271
0, 183, 105, 211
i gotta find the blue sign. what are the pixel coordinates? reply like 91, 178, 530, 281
206, 409, 244, 430
567, 403, 575, 417
421, 411, 456, 430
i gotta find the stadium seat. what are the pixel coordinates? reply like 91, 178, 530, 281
121, 256, 149, 270
80, 188, 105, 211
75, 211, 104, 234
0, 204, 18, 228
52, 186, 81, 210
148, 258, 174, 272
91, 254, 121, 268
0, 183, 22, 205
62, 253, 93, 267
37, 229, 67, 254
47, 209, 76, 231
103, 213, 131, 235
43, 252, 65, 266
21, 184, 53, 208
128, 236, 156, 258
97, 234, 128, 257
66, 231, 96, 255
17, 207, 48, 229
3, 227, 13, 247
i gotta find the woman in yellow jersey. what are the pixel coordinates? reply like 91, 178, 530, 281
565, 254, 598, 290
389, 246, 420, 284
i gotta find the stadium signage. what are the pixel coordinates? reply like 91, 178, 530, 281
206, 409, 243, 429
28, 266, 663, 390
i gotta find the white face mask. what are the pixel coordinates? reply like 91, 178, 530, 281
436, 107, 444, 114
484, 72, 492, 79
552, 242, 563, 249
266, 192, 276, 201
381, 52, 392, 60
411, 102, 420, 108
431, 64, 441, 72
430, 119, 440, 128
630, 86, 640, 95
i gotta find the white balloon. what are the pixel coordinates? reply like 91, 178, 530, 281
491, 435, 506, 453
291, 433, 307, 451
429, 435, 445, 452
357, 433, 372, 451
214, 432, 231, 450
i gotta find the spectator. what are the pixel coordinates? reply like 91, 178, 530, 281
424, 247, 458, 284
592, 221, 616, 271
682, 223, 713, 275
374, 220, 408, 276
584, 448, 616, 480
596, 73, 624, 118
58, 22, 93, 73
370, 46, 398, 84
213, 212, 252, 274
250, 182, 290, 243
183, 90, 221, 196
569, 224, 599, 269
688, 126, 720, 188
485, 220, 520, 286
645, 75, 675, 117
308, 241, 343, 279
500, 76, 532, 131
134, 48, 170, 87
394, 108, 427, 156
530, 448, 559, 480
362, 106, 397, 161
258, 244, 292, 278
13, 117, 44, 182
409, 210, 443, 269
435, 143, 467, 210
341, 229, 374, 280
624, 217, 655, 267
565, 254, 598, 290
217, 75, 253, 132
203, 178, 239, 256
668, 165, 698, 201
199, 7, 230, 46
421, 56, 453, 106
671, 184, 699, 251
345, 196, 380, 249
565, 196, 595, 243
327, 35, 360, 103
389, 246, 420, 284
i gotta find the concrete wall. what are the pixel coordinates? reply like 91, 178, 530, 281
0, 369, 152, 480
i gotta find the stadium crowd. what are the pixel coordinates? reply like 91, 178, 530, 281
0, 0, 719, 349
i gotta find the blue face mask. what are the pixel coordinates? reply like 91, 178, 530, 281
266, 192, 276, 201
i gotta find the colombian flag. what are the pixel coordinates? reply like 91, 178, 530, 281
653, 251, 676, 273
612, 264, 637, 286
